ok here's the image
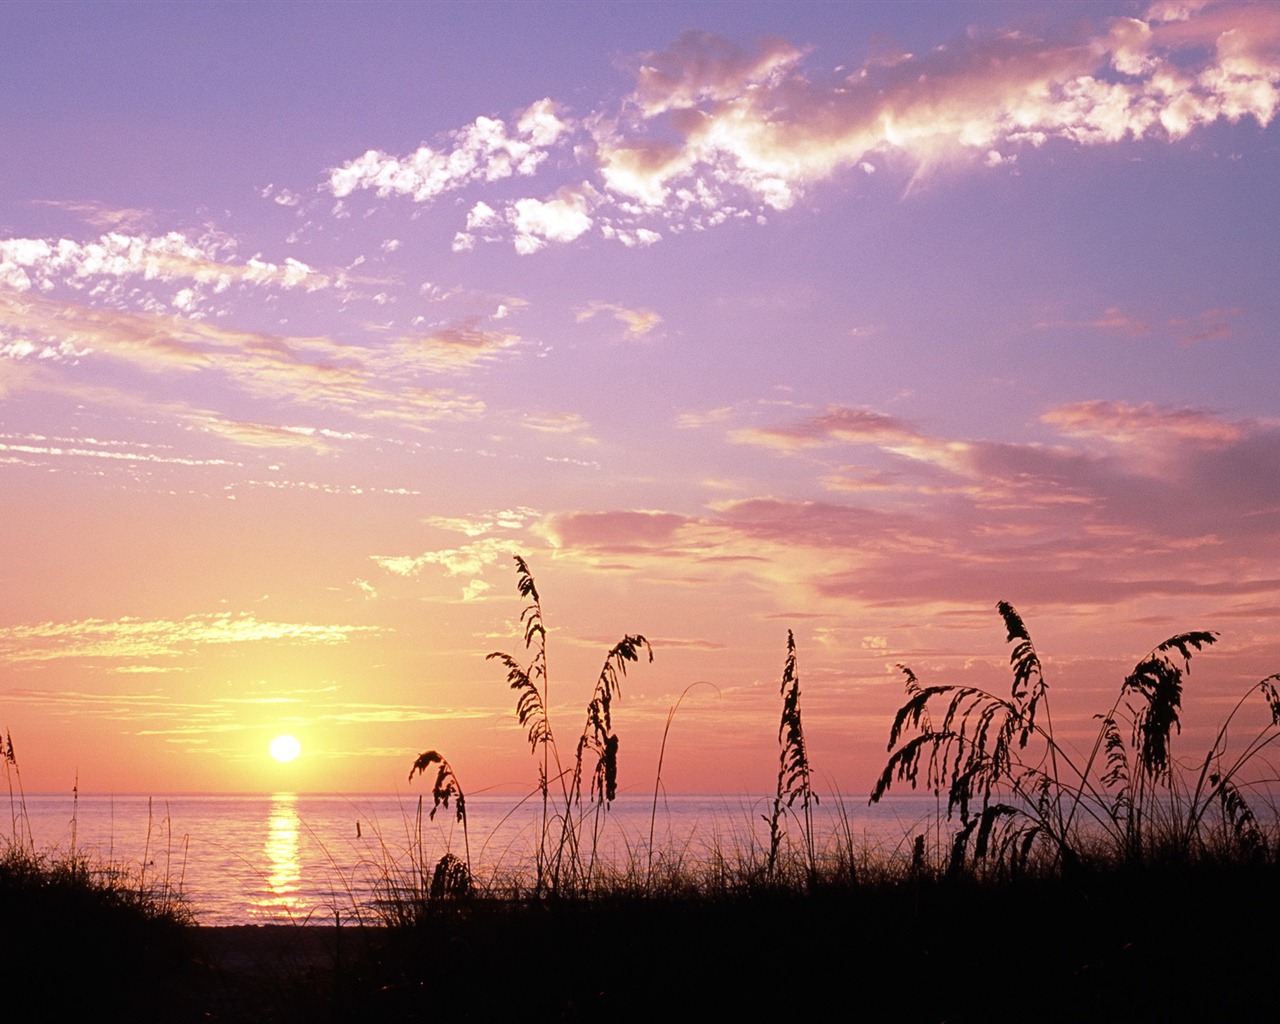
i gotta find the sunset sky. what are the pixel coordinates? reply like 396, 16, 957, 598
2, 0, 1278, 797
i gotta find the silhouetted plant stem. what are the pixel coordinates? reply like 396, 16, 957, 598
873, 605, 1280, 872
1179, 673, 1280, 851
488, 555, 651, 894
408, 749, 471, 884
575, 634, 652, 884
1062, 687, 1129, 845
3, 730, 30, 850
997, 602, 1067, 851
647, 682, 717, 892
767, 630, 817, 887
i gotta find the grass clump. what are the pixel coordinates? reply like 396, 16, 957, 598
0, 737, 198, 1021
485, 555, 651, 894
872, 601, 1280, 875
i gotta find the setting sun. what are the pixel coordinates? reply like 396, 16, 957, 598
269, 735, 301, 763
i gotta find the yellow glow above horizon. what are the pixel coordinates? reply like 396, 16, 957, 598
269, 734, 301, 763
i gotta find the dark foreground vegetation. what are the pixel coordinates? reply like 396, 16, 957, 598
5, 558, 1280, 1021
0, 830, 197, 1021
7, 860, 1280, 1023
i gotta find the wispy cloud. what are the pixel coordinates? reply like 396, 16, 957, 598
520, 411, 593, 436
370, 510, 558, 599
731, 406, 925, 452
3, 687, 490, 736
421, 507, 540, 537
1036, 304, 1241, 345
222, 477, 422, 498
0, 432, 241, 468
1042, 400, 1246, 450
0, 230, 330, 319
539, 399, 1280, 608
576, 301, 663, 338
0, 613, 381, 663
538, 509, 699, 556
395, 318, 522, 372
372, 537, 518, 601
0, 290, 493, 433
29, 199, 155, 233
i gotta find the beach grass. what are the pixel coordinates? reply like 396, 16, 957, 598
5, 557, 1280, 1020
0, 840, 200, 1021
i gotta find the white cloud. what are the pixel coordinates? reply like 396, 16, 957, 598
517, 97, 567, 146
319, 6, 1280, 249
0, 436, 240, 468
421, 507, 539, 537
509, 189, 592, 254
466, 202, 500, 229
1, 337, 90, 363
371, 538, 517, 596
0, 231, 330, 307
593, 6, 1280, 214
327, 98, 569, 205
521, 410, 592, 434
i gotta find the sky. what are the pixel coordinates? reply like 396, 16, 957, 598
1, 0, 1279, 797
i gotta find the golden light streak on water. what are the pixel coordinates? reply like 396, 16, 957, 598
255, 792, 305, 919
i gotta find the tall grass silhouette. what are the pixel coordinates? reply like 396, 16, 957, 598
872, 601, 1280, 873
406, 749, 471, 897
10, 573, 1280, 1020
765, 630, 818, 886
486, 555, 651, 893
3, 729, 29, 849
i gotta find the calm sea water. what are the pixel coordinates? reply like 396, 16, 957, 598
14, 791, 942, 925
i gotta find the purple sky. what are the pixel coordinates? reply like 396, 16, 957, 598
1, 1, 1278, 795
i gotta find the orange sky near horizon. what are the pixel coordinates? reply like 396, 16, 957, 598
2, 1, 1280, 798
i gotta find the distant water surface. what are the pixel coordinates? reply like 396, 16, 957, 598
16, 791, 944, 925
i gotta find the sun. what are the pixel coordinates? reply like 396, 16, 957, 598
269, 734, 301, 763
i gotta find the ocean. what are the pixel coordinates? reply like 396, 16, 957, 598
14, 790, 943, 925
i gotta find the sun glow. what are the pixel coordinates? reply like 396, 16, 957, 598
269, 734, 301, 763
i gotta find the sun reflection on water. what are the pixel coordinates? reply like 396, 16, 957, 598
253, 792, 306, 920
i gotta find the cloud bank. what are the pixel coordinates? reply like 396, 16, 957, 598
538, 398, 1280, 610
326, 3, 1280, 250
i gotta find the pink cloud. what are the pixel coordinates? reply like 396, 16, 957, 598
1036, 305, 1240, 345
540, 510, 693, 552
322, 6, 1280, 250
631, 31, 805, 118
1042, 400, 1245, 447
537, 400, 1280, 612
0, 290, 492, 434
733, 406, 924, 451
595, 4, 1280, 213
402, 320, 521, 372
